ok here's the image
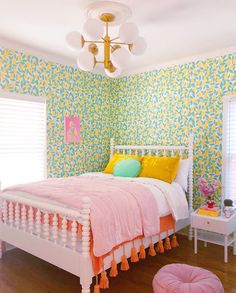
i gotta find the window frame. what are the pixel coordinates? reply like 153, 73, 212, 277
222, 95, 236, 203
0, 90, 47, 185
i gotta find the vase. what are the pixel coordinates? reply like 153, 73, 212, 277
207, 201, 215, 209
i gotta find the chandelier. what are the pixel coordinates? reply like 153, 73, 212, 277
65, 4, 146, 78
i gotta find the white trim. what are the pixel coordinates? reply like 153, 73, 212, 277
0, 36, 103, 76
1, 36, 235, 79
43, 102, 47, 179
120, 46, 236, 77
0, 89, 45, 103
0, 36, 76, 68
222, 95, 236, 204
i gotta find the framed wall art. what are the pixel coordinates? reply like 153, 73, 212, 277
64, 117, 81, 144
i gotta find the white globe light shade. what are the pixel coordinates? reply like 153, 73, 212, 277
66, 31, 83, 51
83, 18, 104, 40
76, 51, 94, 71
111, 48, 131, 69
119, 22, 139, 44
105, 67, 122, 78
130, 36, 147, 56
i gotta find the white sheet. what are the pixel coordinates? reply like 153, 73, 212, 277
2, 172, 189, 220
81, 172, 189, 220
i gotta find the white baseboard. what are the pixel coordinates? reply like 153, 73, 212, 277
5, 243, 15, 251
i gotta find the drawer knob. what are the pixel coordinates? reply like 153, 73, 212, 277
207, 221, 210, 224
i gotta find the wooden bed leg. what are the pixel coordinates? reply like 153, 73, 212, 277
188, 225, 193, 241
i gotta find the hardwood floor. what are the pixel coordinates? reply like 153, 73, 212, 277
0, 235, 236, 293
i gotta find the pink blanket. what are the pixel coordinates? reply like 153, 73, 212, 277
4, 176, 159, 257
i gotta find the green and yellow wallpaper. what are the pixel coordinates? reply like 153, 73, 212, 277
0, 48, 235, 207
0, 48, 112, 177
111, 53, 236, 206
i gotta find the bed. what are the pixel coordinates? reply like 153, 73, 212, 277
0, 136, 194, 293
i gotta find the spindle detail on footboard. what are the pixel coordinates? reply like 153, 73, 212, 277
0, 193, 92, 254
81, 197, 91, 257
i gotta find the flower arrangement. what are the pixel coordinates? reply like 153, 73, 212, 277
198, 178, 219, 208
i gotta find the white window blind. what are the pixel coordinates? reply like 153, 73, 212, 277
224, 96, 236, 202
0, 95, 46, 189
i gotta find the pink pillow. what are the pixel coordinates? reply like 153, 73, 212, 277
153, 264, 224, 293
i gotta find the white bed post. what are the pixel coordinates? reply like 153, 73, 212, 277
188, 133, 194, 240
0, 181, 4, 258
80, 196, 92, 293
110, 138, 114, 160
0, 240, 2, 259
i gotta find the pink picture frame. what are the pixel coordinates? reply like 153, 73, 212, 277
64, 117, 81, 144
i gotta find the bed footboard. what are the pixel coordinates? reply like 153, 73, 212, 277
0, 240, 3, 258
0, 193, 93, 292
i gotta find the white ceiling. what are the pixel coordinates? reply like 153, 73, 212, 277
0, 0, 236, 76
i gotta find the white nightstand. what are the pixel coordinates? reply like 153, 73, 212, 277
191, 211, 236, 263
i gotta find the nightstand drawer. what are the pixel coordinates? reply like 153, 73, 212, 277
192, 216, 226, 234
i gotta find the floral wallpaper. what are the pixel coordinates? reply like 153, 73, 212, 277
0, 48, 235, 207
111, 53, 236, 207
0, 48, 112, 177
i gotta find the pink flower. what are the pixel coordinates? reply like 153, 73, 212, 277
198, 178, 219, 200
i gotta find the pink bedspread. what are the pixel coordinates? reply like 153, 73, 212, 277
4, 176, 159, 257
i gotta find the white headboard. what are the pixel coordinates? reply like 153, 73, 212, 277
110, 134, 194, 213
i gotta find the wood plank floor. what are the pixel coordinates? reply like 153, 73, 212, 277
0, 235, 236, 293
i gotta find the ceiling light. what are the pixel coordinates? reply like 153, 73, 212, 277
129, 37, 147, 56
66, 3, 147, 77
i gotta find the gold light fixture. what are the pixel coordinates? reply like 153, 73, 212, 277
66, 8, 147, 78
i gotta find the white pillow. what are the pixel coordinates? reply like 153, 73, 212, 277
174, 159, 191, 192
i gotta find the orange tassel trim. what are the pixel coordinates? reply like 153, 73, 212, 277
94, 284, 100, 293
121, 246, 129, 271
131, 242, 139, 263
94, 276, 100, 293
164, 236, 171, 250
139, 240, 146, 259
110, 259, 118, 277
121, 255, 130, 271
99, 271, 109, 289
156, 240, 164, 253
109, 251, 118, 277
171, 234, 179, 248
149, 242, 156, 256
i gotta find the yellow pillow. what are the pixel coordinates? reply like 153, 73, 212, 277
139, 156, 180, 183
103, 153, 143, 174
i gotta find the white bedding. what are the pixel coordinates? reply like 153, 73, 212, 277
82, 172, 189, 220
2, 172, 189, 220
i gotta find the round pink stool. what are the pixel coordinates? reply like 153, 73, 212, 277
152, 264, 224, 293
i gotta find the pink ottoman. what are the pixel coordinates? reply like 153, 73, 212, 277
153, 264, 224, 293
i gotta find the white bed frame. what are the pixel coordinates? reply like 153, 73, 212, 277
0, 135, 194, 293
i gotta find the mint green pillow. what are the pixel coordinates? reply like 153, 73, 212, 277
113, 158, 141, 177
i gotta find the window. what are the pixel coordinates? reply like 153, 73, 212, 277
223, 96, 236, 203
0, 92, 46, 189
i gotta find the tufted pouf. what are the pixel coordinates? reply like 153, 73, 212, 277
152, 264, 224, 293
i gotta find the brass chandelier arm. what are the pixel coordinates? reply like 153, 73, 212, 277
110, 37, 119, 42
84, 40, 129, 46
110, 41, 129, 45
84, 40, 104, 44
69, 12, 146, 75
81, 15, 133, 73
